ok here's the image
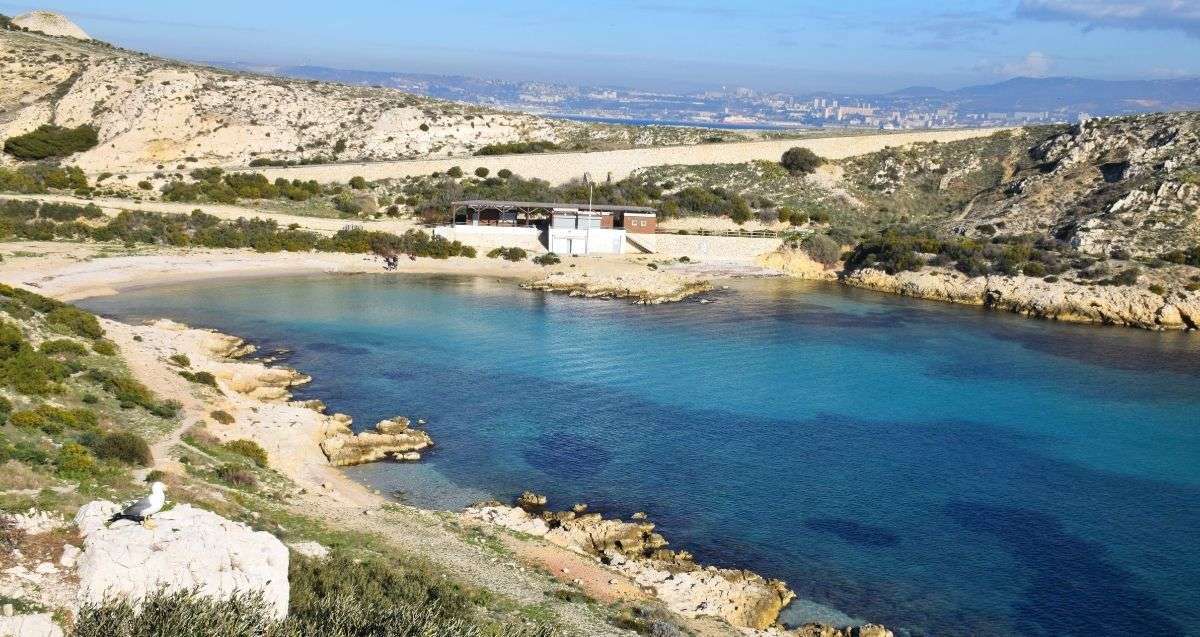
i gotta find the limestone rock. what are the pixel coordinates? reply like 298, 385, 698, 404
3, 509, 66, 536
0, 613, 63, 637
463, 500, 792, 629
758, 248, 839, 280
319, 418, 432, 467
11, 12, 89, 40
73, 501, 289, 619
515, 491, 547, 511
287, 541, 330, 560
843, 267, 1200, 331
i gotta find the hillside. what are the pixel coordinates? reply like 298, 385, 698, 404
0, 20, 746, 173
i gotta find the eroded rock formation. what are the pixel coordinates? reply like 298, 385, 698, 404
319, 416, 433, 467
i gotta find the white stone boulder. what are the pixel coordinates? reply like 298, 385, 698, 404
73, 501, 289, 619
0, 613, 63, 637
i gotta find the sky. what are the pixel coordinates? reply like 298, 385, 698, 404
3, 1, 1199, 94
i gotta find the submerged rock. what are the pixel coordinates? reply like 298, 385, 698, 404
319, 417, 432, 467
73, 501, 290, 619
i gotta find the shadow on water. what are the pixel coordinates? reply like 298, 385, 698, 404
802, 518, 901, 548
945, 500, 1184, 636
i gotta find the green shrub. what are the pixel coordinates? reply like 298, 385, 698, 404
348, 176, 367, 190
473, 167, 489, 178
0, 346, 69, 395
179, 370, 218, 388
74, 589, 277, 637
780, 147, 824, 175
1148, 283, 1166, 295
145, 469, 165, 483
223, 439, 268, 467
446, 166, 463, 178
56, 442, 96, 479
169, 353, 191, 367
210, 410, 235, 425
475, 141, 558, 156
497, 169, 513, 179
532, 252, 561, 266
486, 246, 527, 262
0, 396, 11, 422
801, 234, 842, 266
86, 369, 176, 416
92, 339, 117, 356
38, 339, 88, 357
91, 431, 152, 466
4, 124, 99, 160
8, 410, 45, 430
46, 306, 103, 339
729, 197, 752, 225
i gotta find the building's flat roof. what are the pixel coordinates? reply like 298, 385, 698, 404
452, 199, 656, 213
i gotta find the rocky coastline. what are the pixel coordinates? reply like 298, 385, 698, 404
464, 493, 889, 636
841, 267, 1200, 331
136, 319, 888, 635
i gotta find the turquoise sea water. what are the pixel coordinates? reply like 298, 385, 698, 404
81, 274, 1200, 636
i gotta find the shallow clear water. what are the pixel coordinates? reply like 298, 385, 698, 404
81, 274, 1200, 636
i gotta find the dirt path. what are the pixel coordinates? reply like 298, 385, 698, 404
108, 128, 1008, 185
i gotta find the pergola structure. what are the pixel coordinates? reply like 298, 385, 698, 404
450, 200, 655, 227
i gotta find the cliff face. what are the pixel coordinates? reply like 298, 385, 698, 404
951, 112, 1200, 258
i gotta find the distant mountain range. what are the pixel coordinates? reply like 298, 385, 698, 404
886, 77, 1200, 114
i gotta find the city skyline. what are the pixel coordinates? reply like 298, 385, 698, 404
2, 1, 1198, 94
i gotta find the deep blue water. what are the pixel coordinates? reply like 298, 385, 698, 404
81, 275, 1200, 636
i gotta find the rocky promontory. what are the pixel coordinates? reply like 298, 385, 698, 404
466, 494, 798, 631
842, 267, 1200, 330
319, 416, 433, 467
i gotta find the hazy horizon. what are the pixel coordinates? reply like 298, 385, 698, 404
3, 0, 1199, 94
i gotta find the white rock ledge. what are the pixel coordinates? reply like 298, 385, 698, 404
73, 501, 289, 619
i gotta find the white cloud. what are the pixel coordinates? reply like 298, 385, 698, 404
1017, 0, 1200, 37
998, 51, 1054, 77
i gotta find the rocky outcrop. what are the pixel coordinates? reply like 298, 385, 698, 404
319, 416, 433, 467
11, 12, 90, 40
465, 497, 793, 630
73, 501, 290, 619
946, 112, 1200, 258
750, 624, 893, 637
757, 249, 839, 281
842, 267, 1200, 331
523, 274, 713, 304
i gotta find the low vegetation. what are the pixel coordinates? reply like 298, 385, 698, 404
75, 554, 558, 637
474, 141, 559, 156
0, 165, 90, 194
487, 246, 528, 262
780, 147, 824, 175
3, 124, 99, 160
0, 203, 474, 259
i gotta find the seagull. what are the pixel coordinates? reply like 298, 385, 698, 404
108, 481, 167, 527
